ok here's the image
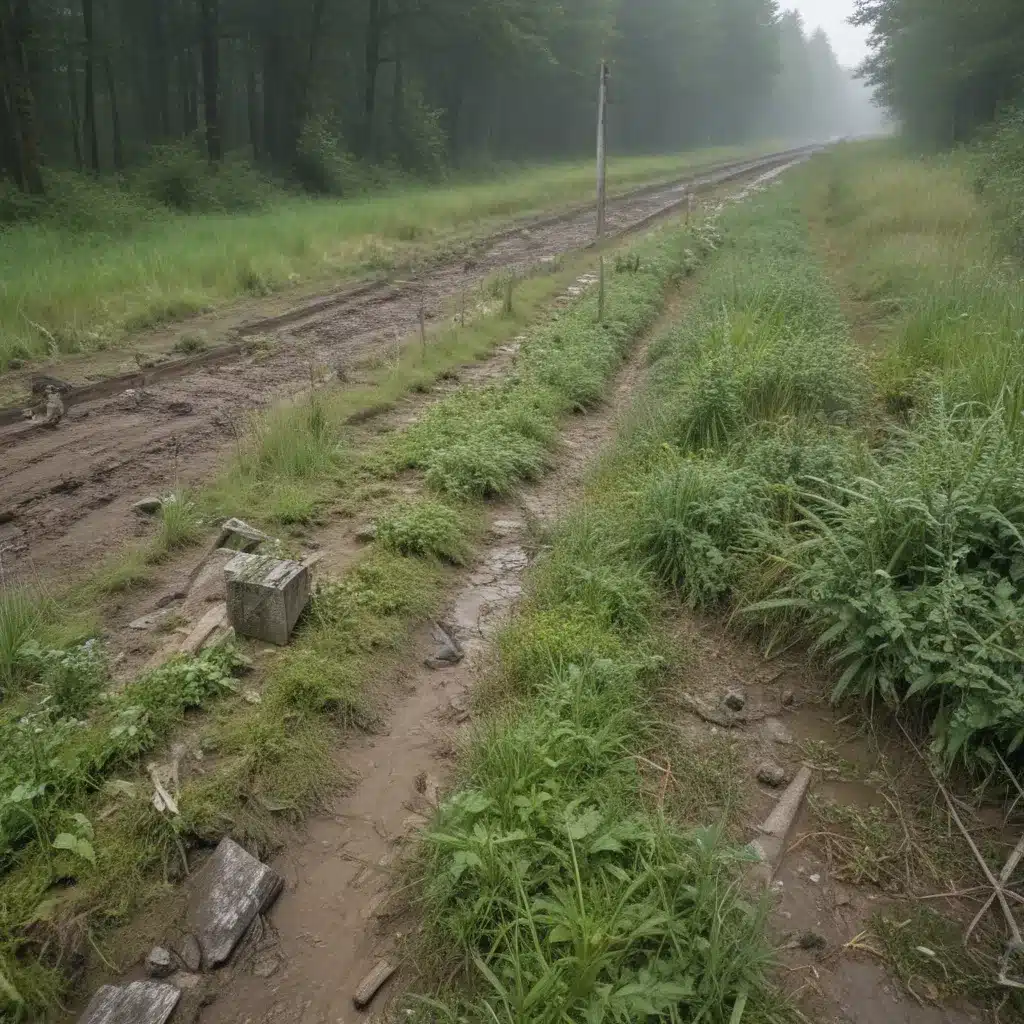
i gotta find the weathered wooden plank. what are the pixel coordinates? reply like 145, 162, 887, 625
78, 981, 180, 1024
187, 838, 284, 968
353, 959, 397, 1009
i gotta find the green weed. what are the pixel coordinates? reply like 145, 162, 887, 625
150, 492, 203, 558
377, 500, 473, 565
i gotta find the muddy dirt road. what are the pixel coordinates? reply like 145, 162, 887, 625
0, 149, 811, 584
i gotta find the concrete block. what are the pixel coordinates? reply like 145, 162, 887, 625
224, 553, 310, 646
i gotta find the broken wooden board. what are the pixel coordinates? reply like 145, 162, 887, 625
353, 959, 397, 1009
78, 981, 180, 1024
187, 837, 284, 968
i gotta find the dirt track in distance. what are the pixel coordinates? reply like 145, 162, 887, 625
0, 150, 809, 584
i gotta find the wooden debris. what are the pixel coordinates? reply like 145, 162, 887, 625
187, 838, 284, 968
353, 959, 396, 1010
179, 602, 228, 655
77, 981, 180, 1024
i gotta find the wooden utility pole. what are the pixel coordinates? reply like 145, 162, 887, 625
596, 61, 608, 321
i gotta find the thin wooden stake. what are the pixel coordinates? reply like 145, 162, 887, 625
596, 60, 608, 322
418, 298, 426, 362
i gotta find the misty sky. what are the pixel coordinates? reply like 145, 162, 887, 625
788, 0, 870, 68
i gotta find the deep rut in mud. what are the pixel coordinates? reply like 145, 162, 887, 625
182, 270, 652, 1024
0, 150, 809, 585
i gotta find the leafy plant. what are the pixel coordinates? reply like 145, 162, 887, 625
16, 638, 106, 718
637, 459, 768, 608
377, 500, 472, 564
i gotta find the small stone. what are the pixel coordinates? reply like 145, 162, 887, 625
425, 623, 463, 670
251, 955, 279, 979
167, 401, 194, 416
129, 608, 178, 631
44, 388, 64, 427
355, 523, 378, 543
764, 717, 794, 745
242, 688, 262, 705
133, 497, 164, 516
781, 689, 795, 707
146, 946, 175, 978
178, 934, 202, 973
489, 519, 521, 539
756, 762, 787, 788
723, 689, 746, 712
809, 873, 821, 884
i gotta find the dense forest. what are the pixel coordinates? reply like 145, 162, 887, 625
0, 0, 875, 204
854, 0, 1024, 146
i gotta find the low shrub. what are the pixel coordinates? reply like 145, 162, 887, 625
377, 500, 472, 564
750, 402, 1024, 765
973, 103, 1024, 256
637, 460, 768, 608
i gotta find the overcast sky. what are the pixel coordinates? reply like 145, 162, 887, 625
786, 0, 870, 68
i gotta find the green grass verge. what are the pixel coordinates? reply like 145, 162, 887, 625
0, 144, 762, 369
396, 229, 790, 1022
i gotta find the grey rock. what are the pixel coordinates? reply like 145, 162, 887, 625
425, 623, 463, 670
178, 934, 202, 973
145, 947, 174, 979
756, 762, 788, 788
723, 688, 746, 712
44, 389, 65, 427
781, 689, 795, 707
215, 517, 268, 553
167, 401, 193, 416
133, 497, 163, 516
251, 955, 280, 979
764, 717, 794, 745
77, 981, 180, 1024
355, 522, 378, 543
129, 608, 178, 631
186, 838, 284, 968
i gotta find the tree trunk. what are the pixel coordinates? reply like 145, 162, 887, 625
1, 0, 43, 192
181, 46, 198, 135
67, 42, 82, 168
302, 0, 328, 121
200, 0, 220, 162
82, 0, 99, 172
103, 54, 123, 170
151, 0, 170, 138
361, 0, 383, 156
246, 59, 260, 160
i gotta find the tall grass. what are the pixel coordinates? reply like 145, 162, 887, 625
0, 145, 761, 368
610, 164, 1024, 770
814, 143, 1024, 411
